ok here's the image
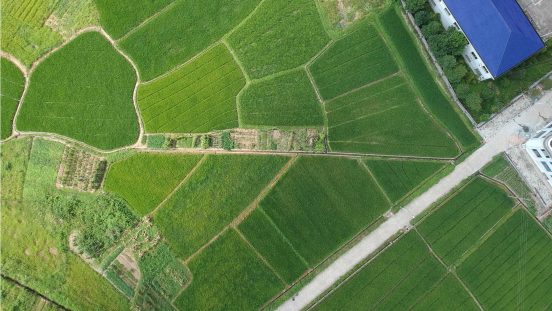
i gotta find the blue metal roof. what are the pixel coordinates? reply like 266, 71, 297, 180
443, 0, 544, 78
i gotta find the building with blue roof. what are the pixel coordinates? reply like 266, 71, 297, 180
429, 0, 545, 80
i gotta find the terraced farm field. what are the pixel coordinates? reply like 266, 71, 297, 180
137, 44, 244, 133
16, 32, 139, 149
1, 58, 25, 140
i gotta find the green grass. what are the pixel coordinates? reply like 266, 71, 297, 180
175, 229, 283, 310
154, 154, 289, 258
378, 6, 479, 150
1, 58, 25, 139
326, 75, 459, 157
22, 139, 65, 202
227, 0, 330, 79
458, 210, 552, 310
1, 0, 98, 66
0, 137, 32, 202
260, 157, 389, 265
119, 0, 259, 81
313, 231, 475, 310
16, 32, 139, 150
94, 0, 174, 39
239, 69, 324, 127
310, 22, 398, 100
238, 208, 308, 284
104, 153, 202, 216
410, 274, 479, 311
137, 44, 244, 133
1, 277, 64, 311
364, 158, 448, 203
418, 177, 515, 265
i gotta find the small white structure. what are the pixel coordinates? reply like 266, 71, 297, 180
525, 122, 552, 186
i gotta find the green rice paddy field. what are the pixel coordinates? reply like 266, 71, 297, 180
1, 58, 25, 140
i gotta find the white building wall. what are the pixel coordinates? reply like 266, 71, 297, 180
428, 0, 494, 80
525, 122, 552, 186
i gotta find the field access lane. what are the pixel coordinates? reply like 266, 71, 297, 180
277, 92, 552, 311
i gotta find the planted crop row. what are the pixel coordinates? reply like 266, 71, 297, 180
326, 75, 459, 157
310, 22, 399, 100
138, 44, 244, 133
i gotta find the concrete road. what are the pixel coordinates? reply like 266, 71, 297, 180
277, 93, 552, 311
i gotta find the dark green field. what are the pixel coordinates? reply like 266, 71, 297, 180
16, 32, 139, 150
1, 58, 24, 140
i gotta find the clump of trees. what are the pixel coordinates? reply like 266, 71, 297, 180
220, 131, 234, 151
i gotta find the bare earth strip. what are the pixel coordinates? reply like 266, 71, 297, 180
277, 92, 552, 311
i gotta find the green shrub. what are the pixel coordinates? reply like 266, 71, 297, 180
422, 21, 443, 37
200, 136, 211, 149
414, 10, 431, 26
465, 92, 483, 112
541, 78, 552, 90
445, 64, 468, 84
404, 0, 426, 13
221, 131, 234, 151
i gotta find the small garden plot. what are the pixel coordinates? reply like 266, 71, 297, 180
326, 75, 459, 157
154, 154, 289, 258
458, 210, 552, 310
227, 0, 330, 79
238, 209, 308, 284
364, 158, 449, 203
119, 0, 259, 81
309, 22, 399, 100
316, 0, 388, 37
56, 147, 106, 192
95, 0, 174, 39
417, 177, 515, 265
16, 32, 139, 150
104, 153, 202, 216
313, 232, 476, 310
378, 6, 479, 150
1, 138, 32, 203
1, 58, 25, 139
1, 0, 98, 66
259, 156, 389, 265
174, 230, 283, 311
137, 44, 244, 133
239, 69, 324, 127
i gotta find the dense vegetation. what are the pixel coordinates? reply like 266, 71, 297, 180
239, 69, 325, 127
16, 32, 139, 150
1, 58, 25, 139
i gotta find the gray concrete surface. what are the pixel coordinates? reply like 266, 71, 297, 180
518, 0, 552, 39
277, 93, 552, 311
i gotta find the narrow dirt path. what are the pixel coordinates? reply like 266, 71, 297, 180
277, 93, 552, 311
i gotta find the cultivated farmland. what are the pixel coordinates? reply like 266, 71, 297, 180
104, 153, 203, 216
313, 232, 478, 310
364, 158, 449, 203
417, 177, 515, 265
154, 154, 289, 258
259, 156, 390, 265
227, 0, 330, 79
16, 32, 139, 150
326, 75, 459, 157
309, 22, 399, 100
119, 0, 260, 81
174, 230, 283, 311
239, 69, 325, 127
137, 44, 244, 133
1, 58, 25, 139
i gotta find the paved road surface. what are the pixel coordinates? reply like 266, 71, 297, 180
277, 93, 552, 311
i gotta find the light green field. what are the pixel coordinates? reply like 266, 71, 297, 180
1, 58, 25, 140
310, 22, 398, 100
1, 277, 64, 311
137, 44, 244, 133
104, 153, 203, 216
326, 75, 459, 157
16, 32, 139, 150
239, 69, 325, 127
175, 229, 283, 311
119, 0, 260, 81
364, 159, 448, 203
417, 177, 515, 265
227, 0, 330, 79
260, 157, 389, 265
154, 154, 289, 258
1, 0, 98, 66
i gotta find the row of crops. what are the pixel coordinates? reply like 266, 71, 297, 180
313, 176, 552, 310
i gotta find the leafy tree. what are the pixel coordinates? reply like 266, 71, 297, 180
481, 86, 497, 101
404, 0, 426, 13
414, 10, 431, 26
438, 55, 457, 71
446, 28, 468, 55
221, 131, 234, 151
465, 92, 483, 112
422, 21, 443, 37
445, 64, 468, 84
454, 83, 470, 100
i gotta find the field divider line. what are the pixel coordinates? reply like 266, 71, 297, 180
324, 72, 401, 104
149, 155, 208, 217
222, 39, 250, 83
222, 0, 269, 40
116, 0, 179, 43
358, 160, 393, 207
235, 227, 288, 285
1, 274, 70, 311
394, 163, 452, 209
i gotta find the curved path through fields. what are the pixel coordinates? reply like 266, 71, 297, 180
277, 92, 552, 311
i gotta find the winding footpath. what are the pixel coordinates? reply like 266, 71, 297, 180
277, 92, 552, 311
